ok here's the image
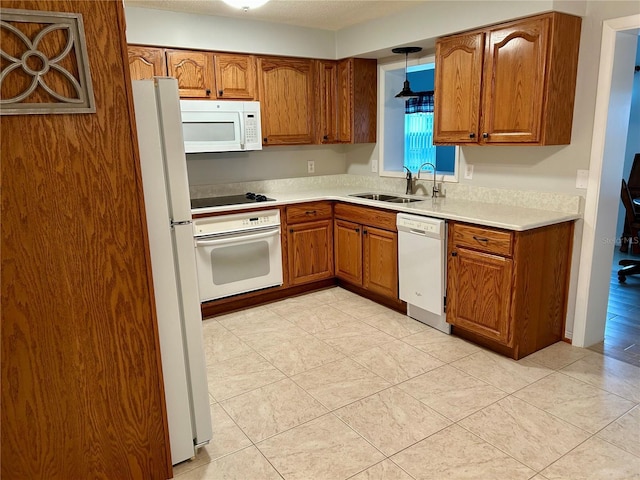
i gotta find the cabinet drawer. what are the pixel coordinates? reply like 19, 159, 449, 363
334, 203, 396, 232
286, 202, 333, 224
451, 223, 513, 256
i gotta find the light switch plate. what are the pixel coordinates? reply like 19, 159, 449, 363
576, 169, 589, 189
371, 160, 378, 173
464, 164, 474, 180
307, 160, 315, 174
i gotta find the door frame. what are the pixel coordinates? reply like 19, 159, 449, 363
572, 14, 640, 347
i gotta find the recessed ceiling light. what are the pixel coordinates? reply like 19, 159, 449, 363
222, 0, 270, 12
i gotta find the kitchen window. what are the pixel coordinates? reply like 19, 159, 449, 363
378, 57, 459, 181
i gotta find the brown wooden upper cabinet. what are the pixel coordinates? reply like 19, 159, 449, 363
316, 60, 339, 144
166, 49, 215, 99
337, 58, 377, 144
214, 53, 257, 100
316, 58, 377, 145
257, 56, 316, 145
128, 45, 166, 80
434, 12, 581, 146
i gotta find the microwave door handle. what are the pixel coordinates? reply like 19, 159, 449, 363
237, 111, 245, 150
195, 227, 280, 247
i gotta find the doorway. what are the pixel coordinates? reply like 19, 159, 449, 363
589, 40, 640, 366
572, 14, 640, 351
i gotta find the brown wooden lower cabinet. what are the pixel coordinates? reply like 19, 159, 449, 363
334, 219, 363, 284
446, 220, 574, 359
363, 226, 398, 299
285, 202, 334, 285
199, 201, 574, 362
334, 203, 399, 301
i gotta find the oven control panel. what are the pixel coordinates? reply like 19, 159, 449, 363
241, 215, 273, 227
193, 209, 281, 237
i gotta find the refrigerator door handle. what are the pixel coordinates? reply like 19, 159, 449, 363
171, 220, 192, 227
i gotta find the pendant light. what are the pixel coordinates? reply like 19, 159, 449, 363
392, 46, 422, 98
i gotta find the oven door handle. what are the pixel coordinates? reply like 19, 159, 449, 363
195, 227, 280, 247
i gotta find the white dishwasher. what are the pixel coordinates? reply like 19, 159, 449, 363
396, 213, 450, 334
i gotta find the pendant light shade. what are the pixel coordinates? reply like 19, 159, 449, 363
392, 46, 422, 98
222, 0, 270, 11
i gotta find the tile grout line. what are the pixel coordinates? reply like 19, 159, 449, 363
198, 286, 640, 478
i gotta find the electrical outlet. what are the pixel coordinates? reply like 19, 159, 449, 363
464, 164, 474, 180
307, 160, 315, 174
576, 169, 589, 189
371, 160, 378, 173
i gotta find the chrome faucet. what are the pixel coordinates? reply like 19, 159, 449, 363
417, 162, 440, 198
403, 166, 413, 195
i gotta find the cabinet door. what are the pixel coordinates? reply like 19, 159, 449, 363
480, 16, 550, 143
214, 53, 256, 99
434, 32, 484, 144
335, 58, 352, 143
363, 226, 398, 299
338, 58, 377, 144
288, 219, 333, 285
316, 60, 339, 144
447, 247, 513, 345
166, 50, 215, 99
127, 46, 166, 80
257, 57, 315, 145
334, 219, 362, 285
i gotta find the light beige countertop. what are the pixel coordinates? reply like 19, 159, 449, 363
191, 186, 581, 231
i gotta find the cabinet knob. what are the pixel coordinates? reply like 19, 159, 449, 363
323, 135, 328, 141
355, 228, 360, 233
469, 133, 475, 139
263, 138, 268, 143
451, 251, 457, 257
363, 229, 368, 235
289, 228, 294, 234
305, 210, 317, 216
482, 132, 489, 139
205, 89, 211, 96
219, 90, 224, 96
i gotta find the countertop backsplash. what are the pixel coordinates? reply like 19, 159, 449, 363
189, 174, 583, 215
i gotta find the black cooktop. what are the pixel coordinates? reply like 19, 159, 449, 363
191, 192, 276, 209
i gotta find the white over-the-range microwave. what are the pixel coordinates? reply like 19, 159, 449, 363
180, 100, 262, 153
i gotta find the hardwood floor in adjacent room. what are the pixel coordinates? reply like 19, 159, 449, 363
589, 250, 640, 367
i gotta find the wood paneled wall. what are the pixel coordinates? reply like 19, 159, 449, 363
1, 1, 171, 478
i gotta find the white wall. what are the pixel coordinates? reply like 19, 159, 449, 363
346, 1, 640, 196
125, 5, 349, 185
337, 1, 566, 58
125, 6, 336, 58
125, 0, 640, 195
185, 145, 348, 185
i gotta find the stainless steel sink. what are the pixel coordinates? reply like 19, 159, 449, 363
385, 197, 421, 203
349, 193, 400, 201
349, 193, 422, 203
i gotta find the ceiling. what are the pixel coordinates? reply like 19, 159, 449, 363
124, 0, 430, 31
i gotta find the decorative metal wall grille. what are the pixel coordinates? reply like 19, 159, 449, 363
0, 8, 95, 115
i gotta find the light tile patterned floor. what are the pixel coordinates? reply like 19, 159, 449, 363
174, 287, 640, 480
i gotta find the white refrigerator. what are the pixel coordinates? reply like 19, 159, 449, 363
131, 78, 212, 465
